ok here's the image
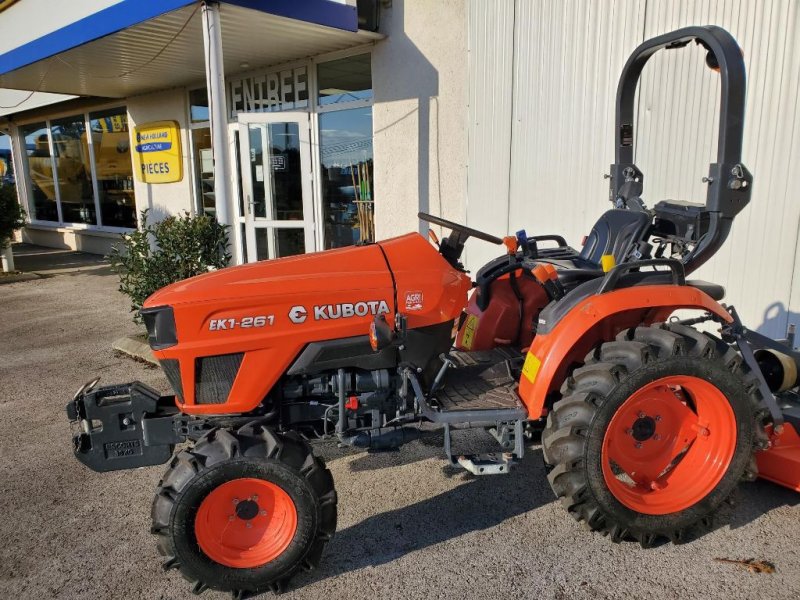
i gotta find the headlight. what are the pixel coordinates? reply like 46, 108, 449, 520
140, 305, 178, 350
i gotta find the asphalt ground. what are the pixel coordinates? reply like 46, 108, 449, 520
1, 263, 798, 599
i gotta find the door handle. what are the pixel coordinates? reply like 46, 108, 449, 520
247, 194, 254, 215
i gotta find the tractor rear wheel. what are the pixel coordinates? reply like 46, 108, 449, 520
542, 323, 767, 546
151, 423, 337, 597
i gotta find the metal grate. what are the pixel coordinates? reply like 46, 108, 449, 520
159, 359, 183, 402
195, 353, 244, 405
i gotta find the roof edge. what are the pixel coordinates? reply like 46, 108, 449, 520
0, 0, 359, 78
0, 0, 197, 76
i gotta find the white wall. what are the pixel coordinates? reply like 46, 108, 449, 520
467, 0, 800, 338
126, 88, 195, 223
372, 0, 469, 240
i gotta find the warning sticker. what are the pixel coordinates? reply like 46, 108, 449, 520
521, 352, 541, 383
461, 314, 479, 350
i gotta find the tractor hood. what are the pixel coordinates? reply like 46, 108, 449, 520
139, 232, 472, 414
144, 241, 394, 309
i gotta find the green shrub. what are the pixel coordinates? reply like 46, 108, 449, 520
0, 184, 25, 250
109, 210, 230, 323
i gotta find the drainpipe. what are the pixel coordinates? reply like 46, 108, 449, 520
201, 2, 232, 236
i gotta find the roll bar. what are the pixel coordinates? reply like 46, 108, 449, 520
609, 25, 753, 274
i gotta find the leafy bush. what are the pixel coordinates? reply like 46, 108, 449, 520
110, 210, 230, 322
0, 184, 25, 250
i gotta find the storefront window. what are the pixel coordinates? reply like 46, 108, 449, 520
51, 115, 96, 224
317, 54, 372, 106
246, 122, 304, 221
192, 127, 215, 215
189, 88, 209, 122
22, 122, 58, 221
319, 107, 373, 248
0, 132, 13, 188
89, 108, 135, 228
267, 122, 303, 221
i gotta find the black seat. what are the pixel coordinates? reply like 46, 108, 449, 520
579, 209, 651, 264
532, 209, 652, 290
477, 209, 653, 300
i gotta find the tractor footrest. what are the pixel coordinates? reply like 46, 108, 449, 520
455, 453, 516, 475
435, 348, 525, 412
443, 420, 524, 475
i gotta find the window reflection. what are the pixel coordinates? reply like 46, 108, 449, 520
319, 107, 374, 248
317, 54, 373, 106
51, 115, 95, 224
22, 122, 58, 221
192, 127, 214, 215
89, 108, 135, 228
247, 123, 304, 221
0, 132, 13, 187
190, 88, 209, 122
274, 228, 304, 257
268, 122, 303, 221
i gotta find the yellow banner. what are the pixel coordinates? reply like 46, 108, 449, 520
133, 121, 182, 184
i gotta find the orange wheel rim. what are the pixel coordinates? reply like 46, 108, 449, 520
601, 375, 736, 515
195, 478, 298, 568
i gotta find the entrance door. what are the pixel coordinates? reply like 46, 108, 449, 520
238, 112, 315, 262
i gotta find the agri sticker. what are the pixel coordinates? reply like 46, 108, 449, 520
405, 291, 423, 311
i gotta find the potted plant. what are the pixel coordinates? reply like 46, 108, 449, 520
0, 184, 25, 273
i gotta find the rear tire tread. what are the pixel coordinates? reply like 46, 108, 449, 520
542, 323, 767, 546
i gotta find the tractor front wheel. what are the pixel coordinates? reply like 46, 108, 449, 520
542, 323, 766, 546
151, 423, 337, 597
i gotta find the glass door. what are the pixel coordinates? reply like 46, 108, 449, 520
238, 112, 315, 261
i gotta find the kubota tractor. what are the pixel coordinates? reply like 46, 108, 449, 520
67, 26, 800, 598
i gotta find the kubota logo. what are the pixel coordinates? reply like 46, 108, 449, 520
289, 306, 308, 324
288, 300, 390, 324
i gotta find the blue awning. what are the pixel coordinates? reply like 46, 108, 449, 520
0, 0, 369, 101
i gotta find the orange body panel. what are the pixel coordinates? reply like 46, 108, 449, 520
517, 285, 733, 419
145, 233, 470, 415
377, 234, 472, 330
757, 424, 800, 492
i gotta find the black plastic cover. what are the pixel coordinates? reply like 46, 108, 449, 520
652, 200, 710, 242
141, 305, 178, 350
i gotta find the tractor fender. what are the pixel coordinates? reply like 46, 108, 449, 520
517, 284, 732, 420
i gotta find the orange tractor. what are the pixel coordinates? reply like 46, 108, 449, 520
67, 26, 799, 598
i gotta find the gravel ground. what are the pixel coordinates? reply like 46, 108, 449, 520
1, 267, 799, 599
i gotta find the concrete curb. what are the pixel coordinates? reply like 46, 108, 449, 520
0, 272, 41, 285
112, 335, 158, 366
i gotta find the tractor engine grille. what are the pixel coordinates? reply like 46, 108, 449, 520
195, 353, 244, 404
160, 359, 184, 402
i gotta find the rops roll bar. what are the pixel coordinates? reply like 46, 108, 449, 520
609, 26, 753, 275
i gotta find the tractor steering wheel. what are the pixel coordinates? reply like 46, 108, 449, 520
418, 212, 502, 269
418, 212, 503, 245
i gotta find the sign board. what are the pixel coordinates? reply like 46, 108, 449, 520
133, 120, 182, 184
228, 66, 309, 118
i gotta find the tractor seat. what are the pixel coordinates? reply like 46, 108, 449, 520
531, 209, 653, 290
476, 210, 652, 305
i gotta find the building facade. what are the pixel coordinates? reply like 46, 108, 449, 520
1, 0, 799, 338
